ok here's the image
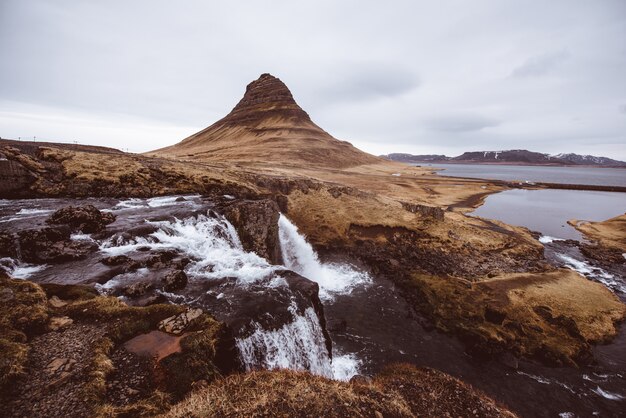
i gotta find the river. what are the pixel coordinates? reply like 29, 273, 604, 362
1, 195, 625, 417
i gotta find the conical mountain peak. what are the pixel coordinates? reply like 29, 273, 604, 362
149, 74, 381, 168
224, 73, 310, 125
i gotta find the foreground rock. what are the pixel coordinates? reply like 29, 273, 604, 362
164, 364, 517, 418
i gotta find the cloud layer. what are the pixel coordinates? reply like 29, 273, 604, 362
1, 0, 625, 159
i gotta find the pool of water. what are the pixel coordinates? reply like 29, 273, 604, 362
471, 189, 626, 240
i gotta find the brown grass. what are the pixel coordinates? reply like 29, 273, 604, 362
0, 275, 49, 388
571, 213, 626, 252
409, 269, 626, 365
164, 364, 517, 418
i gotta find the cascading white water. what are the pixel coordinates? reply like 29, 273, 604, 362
100, 213, 277, 284
278, 214, 371, 301
236, 304, 333, 378
0, 257, 46, 279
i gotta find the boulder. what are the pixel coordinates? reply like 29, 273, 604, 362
122, 281, 154, 298
161, 270, 188, 292
46, 205, 115, 233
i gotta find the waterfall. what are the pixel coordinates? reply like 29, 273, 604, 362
278, 214, 371, 301
236, 304, 333, 378
99, 210, 341, 378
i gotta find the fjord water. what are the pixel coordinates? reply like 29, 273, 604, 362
425, 163, 626, 187
472, 189, 626, 240
2, 196, 626, 416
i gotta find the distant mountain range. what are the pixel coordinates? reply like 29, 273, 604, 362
381, 150, 626, 167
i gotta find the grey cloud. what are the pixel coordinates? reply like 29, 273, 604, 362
425, 114, 500, 133
1, 0, 625, 159
318, 66, 419, 104
510, 50, 570, 78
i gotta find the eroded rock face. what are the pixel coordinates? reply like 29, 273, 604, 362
47, 205, 116, 233
219, 199, 283, 265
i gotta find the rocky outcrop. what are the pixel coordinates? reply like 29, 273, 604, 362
161, 270, 188, 292
401, 202, 444, 221
407, 270, 625, 367
47, 205, 115, 233
218, 199, 283, 265
17, 226, 98, 264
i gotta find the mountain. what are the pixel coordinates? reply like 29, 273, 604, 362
453, 150, 553, 164
150, 74, 381, 168
383, 150, 626, 167
551, 153, 626, 166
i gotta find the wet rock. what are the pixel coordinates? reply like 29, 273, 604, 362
208, 270, 333, 360
219, 199, 283, 264
327, 318, 347, 332
122, 281, 154, 298
126, 223, 159, 237
18, 226, 98, 263
146, 250, 179, 268
161, 270, 188, 292
0, 232, 17, 258
498, 352, 519, 370
158, 308, 203, 335
46, 204, 115, 233
275, 194, 289, 213
100, 255, 133, 266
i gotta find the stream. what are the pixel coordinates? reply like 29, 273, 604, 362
1, 194, 625, 417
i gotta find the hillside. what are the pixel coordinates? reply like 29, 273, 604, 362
149, 74, 381, 168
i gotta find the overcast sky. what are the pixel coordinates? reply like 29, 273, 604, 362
1, 0, 625, 159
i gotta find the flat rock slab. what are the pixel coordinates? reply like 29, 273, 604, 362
124, 330, 184, 361
158, 308, 202, 335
